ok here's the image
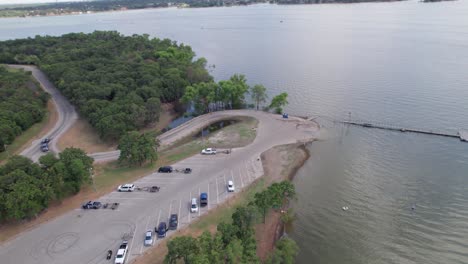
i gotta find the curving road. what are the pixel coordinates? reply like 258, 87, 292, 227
12, 66, 317, 166
8, 65, 78, 162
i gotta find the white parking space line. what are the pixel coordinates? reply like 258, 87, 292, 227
223, 171, 227, 185
198, 186, 201, 217
244, 161, 252, 181
216, 177, 219, 204
157, 209, 161, 227
178, 199, 182, 222
168, 202, 173, 222
207, 183, 211, 210
188, 192, 191, 223
140, 216, 152, 254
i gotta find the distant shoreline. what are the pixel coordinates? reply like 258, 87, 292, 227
0, 0, 409, 19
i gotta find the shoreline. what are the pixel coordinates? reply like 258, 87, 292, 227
256, 142, 312, 260
0, 0, 409, 19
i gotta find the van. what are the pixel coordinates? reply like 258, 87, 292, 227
190, 198, 198, 213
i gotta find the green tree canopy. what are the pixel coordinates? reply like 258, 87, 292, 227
269, 92, 289, 114
250, 84, 268, 110
118, 131, 159, 166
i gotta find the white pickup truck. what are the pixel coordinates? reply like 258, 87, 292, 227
114, 240, 128, 264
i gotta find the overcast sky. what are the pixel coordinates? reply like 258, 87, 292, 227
0, 0, 83, 5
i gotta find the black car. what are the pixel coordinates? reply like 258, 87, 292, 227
82, 201, 101, 209
41, 138, 51, 144
157, 222, 167, 238
158, 166, 173, 173
169, 214, 178, 230
183, 168, 192, 174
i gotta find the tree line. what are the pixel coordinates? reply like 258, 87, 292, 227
182, 75, 289, 115
0, 66, 48, 152
0, 148, 93, 221
0, 31, 212, 141
165, 180, 298, 263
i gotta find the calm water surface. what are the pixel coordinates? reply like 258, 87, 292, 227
1, 1, 468, 263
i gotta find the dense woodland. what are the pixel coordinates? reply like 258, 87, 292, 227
0, 66, 48, 152
0, 149, 93, 221
0, 31, 212, 141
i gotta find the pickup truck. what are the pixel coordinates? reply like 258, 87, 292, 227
114, 240, 128, 264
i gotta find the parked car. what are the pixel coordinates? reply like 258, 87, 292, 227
157, 222, 167, 238
118, 184, 135, 192
82, 201, 101, 209
227, 180, 235, 192
114, 240, 128, 264
200, 192, 208, 207
82, 201, 93, 209
169, 214, 178, 230
201, 148, 217, 155
144, 230, 153, 246
158, 166, 173, 173
190, 198, 198, 213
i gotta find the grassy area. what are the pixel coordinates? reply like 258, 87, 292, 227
0, 110, 49, 163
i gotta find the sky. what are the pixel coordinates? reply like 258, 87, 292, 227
0, 0, 83, 5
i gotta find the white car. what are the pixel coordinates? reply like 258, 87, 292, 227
227, 180, 235, 192
118, 184, 135, 192
144, 230, 153, 246
114, 240, 128, 264
201, 148, 217, 155
190, 198, 198, 213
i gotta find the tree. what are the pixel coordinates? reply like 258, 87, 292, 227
269, 92, 289, 114
250, 84, 268, 110
118, 131, 159, 166
2, 170, 52, 220
165, 236, 199, 264
267, 238, 299, 264
253, 191, 272, 223
232, 205, 257, 240
39, 153, 59, 168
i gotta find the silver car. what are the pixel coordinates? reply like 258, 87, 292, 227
144, 230, 153, 246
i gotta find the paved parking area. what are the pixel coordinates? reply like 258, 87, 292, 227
0, 152, 264, 264
0, 111, 317, 264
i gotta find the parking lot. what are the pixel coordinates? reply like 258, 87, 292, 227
0, 111, 317, 264
0, 151, 264, 264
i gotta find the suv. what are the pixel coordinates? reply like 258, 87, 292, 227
200, 193, 208, 207
201, 148, 216, 155
157, 222, 167, 238
82, 201, 101, 209
118, 184, 135, 192
158, 166, 173, 173
169, 214, 178, 230
40, 143, 49, 152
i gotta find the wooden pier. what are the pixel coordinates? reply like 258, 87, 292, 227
340, 120, 467, 142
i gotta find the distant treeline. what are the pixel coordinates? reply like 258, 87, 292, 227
0, 0, 407, 18
0, 31, 212, 141
0, 149, 93, 221
0, 66, 48, 152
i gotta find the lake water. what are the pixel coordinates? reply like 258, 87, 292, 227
1, 1, 468, 263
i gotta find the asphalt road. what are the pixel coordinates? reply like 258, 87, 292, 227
0, 111, 318, 264
8, 65, 78, 162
